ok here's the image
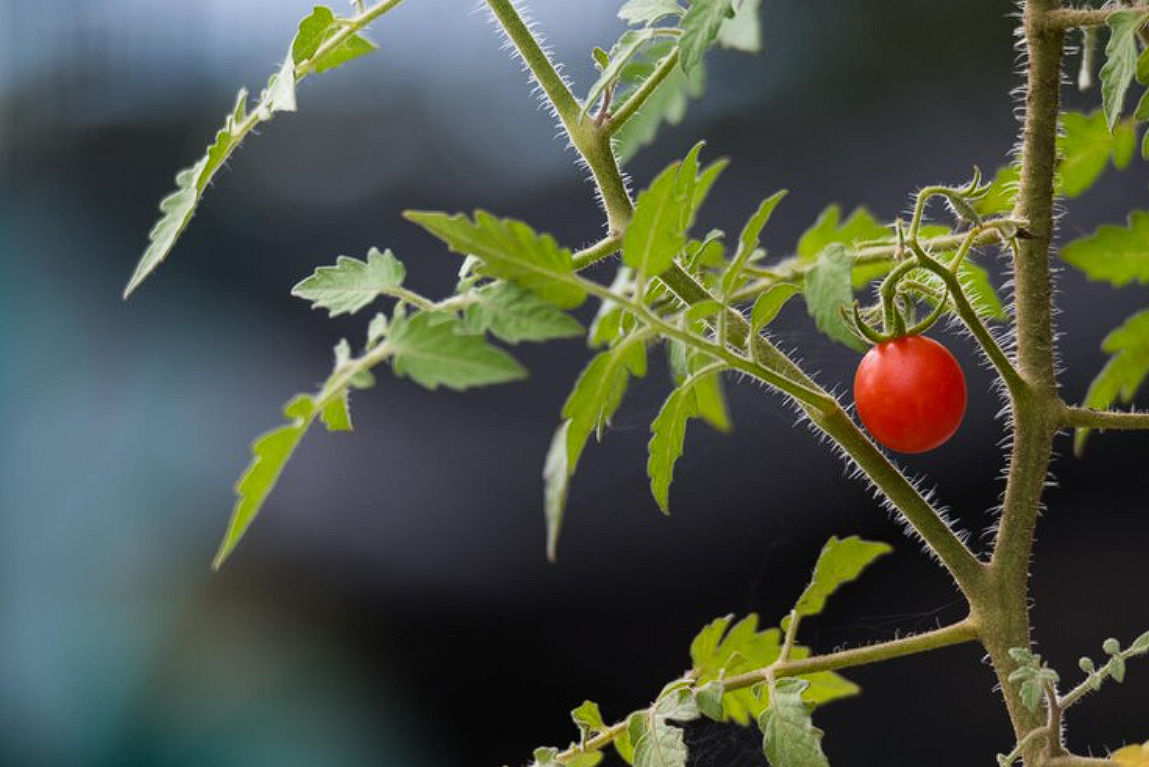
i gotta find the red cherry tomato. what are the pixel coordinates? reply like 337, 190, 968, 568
853, 335, 967, 454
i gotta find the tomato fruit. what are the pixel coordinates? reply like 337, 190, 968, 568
853, 335, 967, 454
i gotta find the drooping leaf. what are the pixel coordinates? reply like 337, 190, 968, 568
462, 282, 584, 344
648, 380, 702, 514
1060, 211, 1149, 287
292, 247, 406, 316
804, 244, 865, 350
615, 711, 649, 765
404, 210, 585, 308
563, 336, 649, 467
634, 719, 688, 767
696, 680, 726, 720
1101, 11, 1148, 129
214, 395, 316, 569
796, 206, 887, 262
1075, 309, 1149, 454
759, 678, 831, 767
679, 0, 735, 74
388, 311, 527, 391
125, 5, 380, 297
717, 0, 763, 52
291, 5, 377, 74
320, 393, 353, 432
690, 615, 785, 724
792, 536, 892, 621
543, 421, 574, 561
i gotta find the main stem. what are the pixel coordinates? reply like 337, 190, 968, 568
982, 0, 1065, 762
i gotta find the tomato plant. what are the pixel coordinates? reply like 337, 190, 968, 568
123, 1, 1149, 765
853, 335, 967, 454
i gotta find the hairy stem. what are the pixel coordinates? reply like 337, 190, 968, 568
1044, 5, 1149, 29
983, 1, 1065, 762
1060, 406, 1149, 431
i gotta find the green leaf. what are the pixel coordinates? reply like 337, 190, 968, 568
1075, 309, 1149, 454
1101, 11, 1148, 129
572, 700, 606, 742
751, 284, 802, 332
292, 247, 406, 317
623, 160, 695, 279
718, 0, 763, 52
1113, 119, 1137, 169
533, 746, 561, 767
463, 282, 583, 344
648, 380, 702, 514
562, 336, 649, 467
723, 190, 787, 297
615, 711, 649, 765
404, 210, 585, 309
696, 680, 726, 720
792, 536, 892, 621
634, 719, 688, 767
759, 678, 831, 767
320, 393, 353, 432
543, 421, 574, 561
796, 206, 887, 262
585, 29, 657, 116
1060, 111, 1135, 197
804, 244, 865, 350
690, 614, 782, 724
388, 311, 527, 391
975, 164, 1019, 217
1060, 211, 1149, 287
619, 0, 685, 25
679, 0, 735, 74
291, 5, 377, 74
692, 364, 731, 433
214, 395, 316, 569
959, 260, 1007, 321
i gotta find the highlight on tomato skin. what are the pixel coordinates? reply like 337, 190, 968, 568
852, 335, 968, 454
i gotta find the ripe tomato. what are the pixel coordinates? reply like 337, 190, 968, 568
853, 335, 967, 454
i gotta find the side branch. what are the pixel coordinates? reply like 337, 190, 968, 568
1044, 6, 1149, 30
1061, 406, 1149, 431
722, 618, 980, 690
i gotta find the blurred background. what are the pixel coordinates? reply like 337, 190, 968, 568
1, 0, 1147, 765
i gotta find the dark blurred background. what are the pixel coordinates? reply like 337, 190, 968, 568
1, 1, 1147, 765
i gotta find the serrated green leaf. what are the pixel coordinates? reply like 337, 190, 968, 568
619, 0, 684, 25
1075, 309, 1149, 453
723, 190, 787, 297
291, 5, 377, 74
404, 210, 585, 308
214, 395, 316, 569
388, 311, 527, 391
1061, 211, 1149, 287
1113, 119, 1137, 169
292, 247, 407, 317
796, 206, 887, 263
718, 0, 762, 52
533, 746, 561, 767
623, 160, 695, 278
463, 282, 583, 344
691, 158, 729, 223
751, 284, 802, 332
1061, 111, 1124, 196
572, 700, 606, 742
648, 380, 701, 514
634, 719, 687, 767
959, 260, 1007, 321
690, 614, 783, 724
563, 336, 649, 467
680, 0, 734, 74
692, 364, 731, 432
792, 536, 892, 621
1101, 11, 1148, 129
759, 678, 830, 767
804, 244, 864, 350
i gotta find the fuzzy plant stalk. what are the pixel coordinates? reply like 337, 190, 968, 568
124, 0, 1149, 765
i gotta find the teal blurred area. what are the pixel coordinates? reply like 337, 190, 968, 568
1, 1, 1148, 766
